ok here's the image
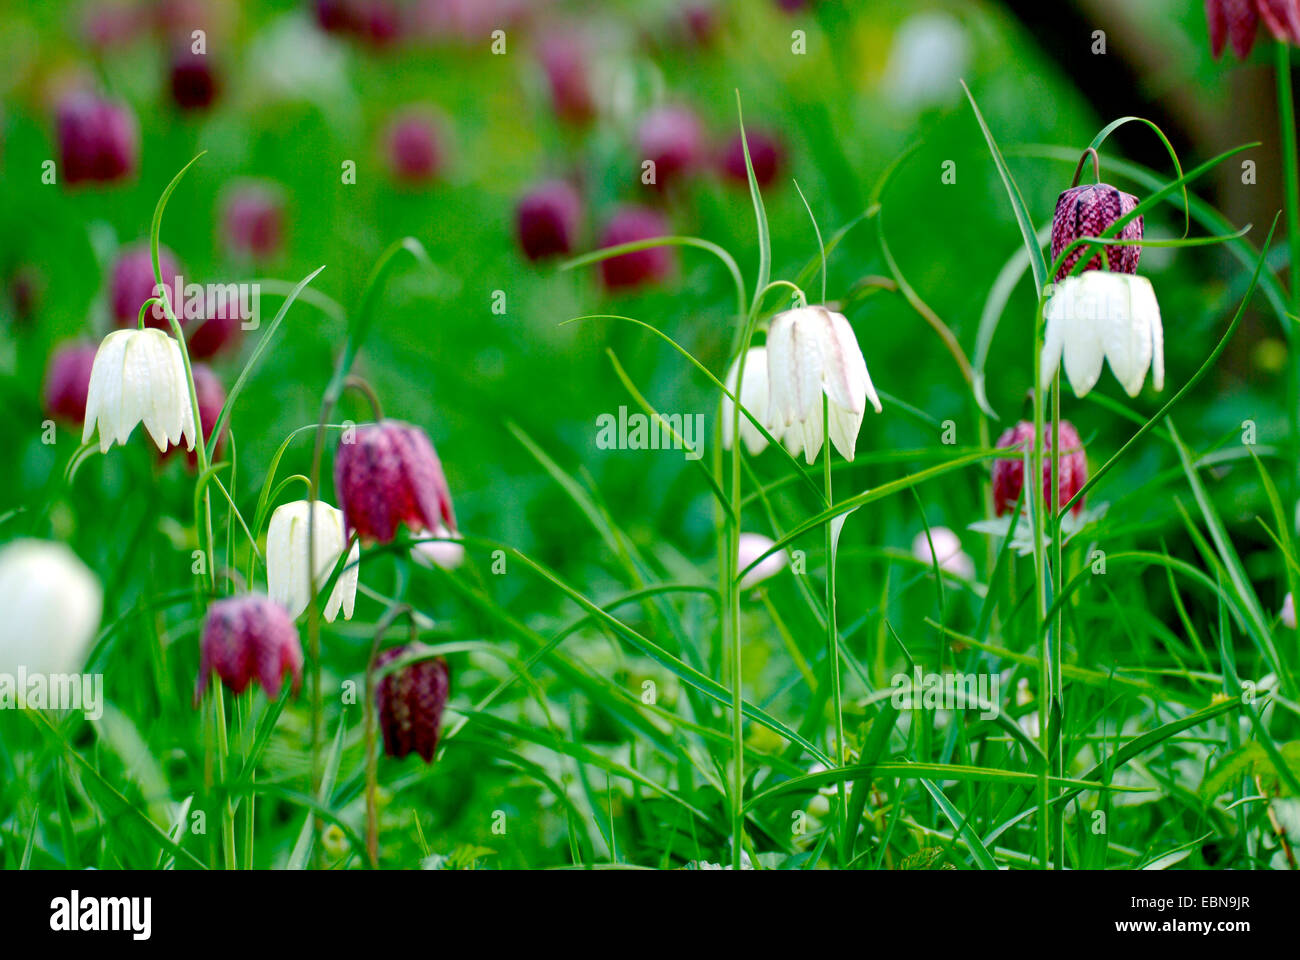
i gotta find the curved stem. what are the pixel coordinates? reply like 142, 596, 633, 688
1071, 146, 1101, 187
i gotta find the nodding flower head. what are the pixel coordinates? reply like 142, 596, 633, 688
83, 328, 196, 454
194, 594, 303, 705
111, 242, 182, 329
375, 643, 450, 763
597, 206, 675, 291
536, 30, 595, 125
57, 92, 138, 186
0, 539, 102, 678
1206, 0, 1300, 59
220, 182, 286, 261
992, 420, 1088, 518
1050, 183, 1142, 282
719, 130, 785, 189
385, 109, 447, 184
169, 45, 220, 111
516, 179, 583, 262
1041, 271, 1164, 398
637, 105, 705, 190
44, 341, 98, 425
334, 420, 457, 544
266, 499, 359, 622
765, 305, 882, 463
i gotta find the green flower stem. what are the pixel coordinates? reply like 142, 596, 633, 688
1030, 294, 1051, 870
823, 394, 848, 862
211, 678, 237, 869
1050, 371, 1065, 871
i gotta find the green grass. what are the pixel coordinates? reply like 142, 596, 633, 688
1, 0, 1298, 870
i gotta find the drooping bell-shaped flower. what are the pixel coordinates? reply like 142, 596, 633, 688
83, 328, 196, 454
597, 206, 675, 291
1206, 0, 1300, 59
992, 420, 1088, 517
44, 341, 98, 424
1050, 183, 1142, 281
194, 594, 303, 704
722, 346, 774, 456
536, 29, 596, 126
385, 108, 447, 184
765, 305, 881, 463
220, 182, 286, 261
718, 130, 785, 189
1041, 271, 1164, 398
111, 242, 182, 328
334, 420, 457, 543
375, 643, 450, 763
266, 500, 360, 622
516, 179, 583, 261
57, 92, 138, 186
637, 105, 704, 190
169, 45, 220, 111
737, 532, 788, 590
0, 540, 102, 677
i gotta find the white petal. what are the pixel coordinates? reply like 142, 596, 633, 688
723, 347, 771, 455
765, 312, 797, 430
827, 400, 863, 462
83, 331, 128, 451
1099, 274, 1151, 398
816, 308, 867, 416
1054, 279, 1105, 397
1135, 276, 1163, 392
1039, 285, 1065, 391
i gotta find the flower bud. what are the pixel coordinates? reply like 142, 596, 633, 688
57, 92, 138, 186
334, 420, 457, 543
737, 532, 787, 589
186, 309, 242, 360
719, 130, 785, 189
597, 206, 675, 291
516, 179, 583, 261
194, 594, 303, 704
44, 341, 98, 424
637, 105, 704, 190
1282, 592, 1296, 630
992, 420, 1087, 517
111, 242, 182, 328
536, 30, 595, 125
410, 524, 464, 570
0, 540, 102, 678
910, 527, 974, 579
385, 109, 447, 184
375, 643, 450, 762
169, 45, 219, 111
1050, 183, 1142, 282
220, 182, 286, 261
